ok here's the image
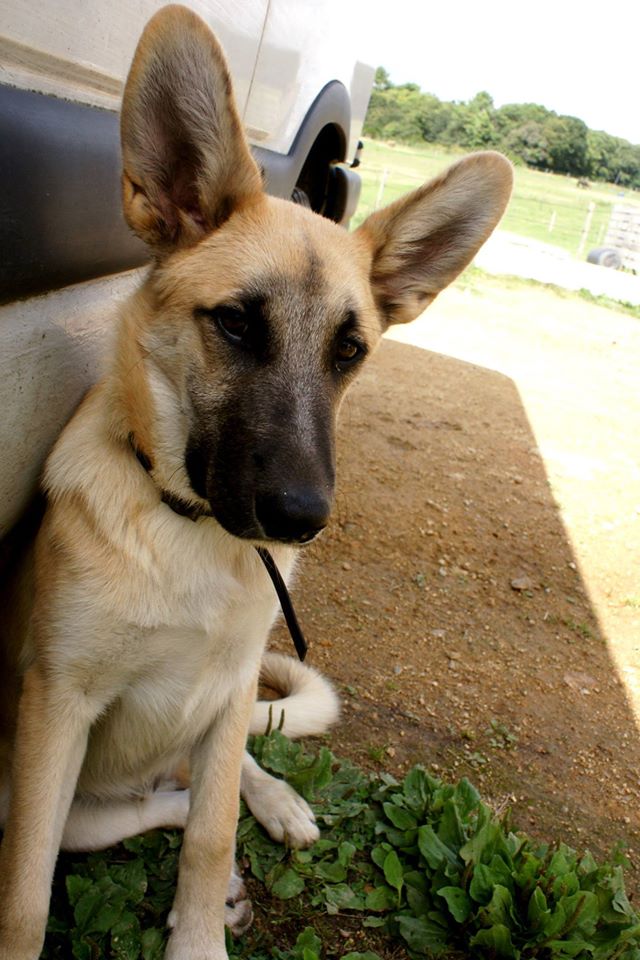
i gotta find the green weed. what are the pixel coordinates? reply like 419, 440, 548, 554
42, 733, 640, 959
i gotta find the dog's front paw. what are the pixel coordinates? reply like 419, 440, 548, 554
167, 863, 253, 940
224, 865, 253, 937
254, 779, 319, 848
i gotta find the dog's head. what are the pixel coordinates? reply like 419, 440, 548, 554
119, 5, 512, 545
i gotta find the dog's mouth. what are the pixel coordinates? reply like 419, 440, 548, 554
207, 488, 330, 547
184, 438, 332, 546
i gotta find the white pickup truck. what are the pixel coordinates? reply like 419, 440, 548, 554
0, 0, 374, 537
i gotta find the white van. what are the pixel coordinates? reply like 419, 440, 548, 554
0, 0, 374, 536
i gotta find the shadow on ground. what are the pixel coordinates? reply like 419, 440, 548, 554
270, 336, 640, 893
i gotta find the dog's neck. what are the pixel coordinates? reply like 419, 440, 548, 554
127, 432, 308, 661
128, 432, 212, 523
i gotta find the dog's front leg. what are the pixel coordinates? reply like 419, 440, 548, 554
0, 664, 98, 960
165, 676, 258, 960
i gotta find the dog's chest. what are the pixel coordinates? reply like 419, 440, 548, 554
77, 544, 292, 796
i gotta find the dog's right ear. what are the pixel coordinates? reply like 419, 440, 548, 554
120, 4, 263, 253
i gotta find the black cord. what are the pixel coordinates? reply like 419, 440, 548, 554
255, 547, 308, 662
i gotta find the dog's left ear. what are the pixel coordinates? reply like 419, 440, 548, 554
120, 4, 263, 253
357, 152, 513, 326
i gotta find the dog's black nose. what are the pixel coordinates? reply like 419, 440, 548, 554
255, 487, 330, 543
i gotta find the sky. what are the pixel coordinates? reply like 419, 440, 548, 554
354, 0, 640, 145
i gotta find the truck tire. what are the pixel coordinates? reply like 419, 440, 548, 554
587, 247, 623, 269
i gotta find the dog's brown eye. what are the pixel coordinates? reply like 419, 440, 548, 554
215, 307, 249, 344
335, 337, 363, 367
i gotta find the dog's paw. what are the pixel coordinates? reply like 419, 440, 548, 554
167, 865, 253, 938
253, 779, 319, 848
224, 865, 253, 937
224, 895, 253, 937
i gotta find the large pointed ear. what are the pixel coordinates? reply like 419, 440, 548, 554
120, 4, 263, 253
357, 152, 513, 325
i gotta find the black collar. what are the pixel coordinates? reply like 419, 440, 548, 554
128, 433, 307, 661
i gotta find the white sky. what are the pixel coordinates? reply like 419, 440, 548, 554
355, 0, 640, 145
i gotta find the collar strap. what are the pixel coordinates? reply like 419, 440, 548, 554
255, 547, 307, 661
128, 432, 308, 661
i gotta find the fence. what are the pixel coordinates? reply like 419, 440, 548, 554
353, 142, 640, 265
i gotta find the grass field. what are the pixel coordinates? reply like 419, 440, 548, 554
354, 139, 640, 259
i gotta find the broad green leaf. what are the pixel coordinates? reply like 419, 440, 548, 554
397, 914, 450, 954
612, 869, 637, 920
383, 802, 418, 831
110, 861, 148, 902
371, 843, 391, 871
383, 849, 404, 898
341, 953, 383, 960
406, 883, 429, 915
470, 924, 519, 958
288, 747, 333, 800
553, 870, 580, 900
365, 885, 397, 912
338, 840, 357, 866
549, 847, 574, 878
560, 891, 600, 935
460, 818, 513, 868
546, 939, 592, 957
453, 778, 481, 817
110, 913, 141, 959
71, 940, 93, 960
65, 875, 93, 906
418, 825, 459, 870
470, 863, 498, 904
527, 886, 550, 930
402, 766, 436, 814
438, 885, 472, 923
141, 928, 164, 960
479, 884, 515, 928
578, 851, 599, 877
268, 866, 305, 899
294, 926, 322, 959
513, 851, 542, 893
322, 883, 366, 912
314, 860, 347, 883
437, 799, 465, 849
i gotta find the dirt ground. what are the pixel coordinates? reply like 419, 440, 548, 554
269, 270, 640, 894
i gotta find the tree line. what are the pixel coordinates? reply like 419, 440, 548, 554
364, 68, 640, 188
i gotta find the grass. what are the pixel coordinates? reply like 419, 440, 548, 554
456, 265, 640, 320
42, 732, 640, 960
354, 140, 640, 260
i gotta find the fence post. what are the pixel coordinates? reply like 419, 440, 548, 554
577, 202, 595, 258
374, 168, 389, 211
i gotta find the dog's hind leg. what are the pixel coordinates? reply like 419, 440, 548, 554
59, 791, 190, 851
241, 751, 319, 849
61, 792, 252, 936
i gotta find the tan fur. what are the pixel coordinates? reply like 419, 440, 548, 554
0, 7, 512, 959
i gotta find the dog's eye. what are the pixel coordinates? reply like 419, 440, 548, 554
335, 337, 363, 369
214, 306, 249, 344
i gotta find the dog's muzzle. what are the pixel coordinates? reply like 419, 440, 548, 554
255, 486, 330, 544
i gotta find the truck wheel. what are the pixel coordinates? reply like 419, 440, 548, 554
587, 247, 623, 269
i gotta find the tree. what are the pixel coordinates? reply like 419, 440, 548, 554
361, 69, 640, 186
373, 66, 392, 91
544, 115, 589, 176
503, 121, 550, 168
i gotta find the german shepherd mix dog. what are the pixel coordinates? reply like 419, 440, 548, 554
0, 6, 512, 958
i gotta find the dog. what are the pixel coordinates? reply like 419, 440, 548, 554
0, 6, 512, 959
